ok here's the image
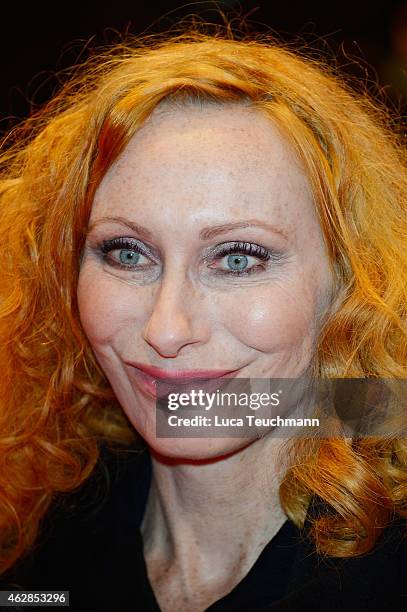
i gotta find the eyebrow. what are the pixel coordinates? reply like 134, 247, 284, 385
88, 216, 154, 240
88, 216, 288, 242
198, 220, 288, 241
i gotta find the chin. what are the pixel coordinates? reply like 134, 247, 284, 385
144, 435, 254, 464
119, 393, 256, 463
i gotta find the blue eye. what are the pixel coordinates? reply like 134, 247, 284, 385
118, 249, 141, 265
227, 254, 248, 271
210, 241, 278, 276
100, 238, 152, 269
97, 237, 284, 277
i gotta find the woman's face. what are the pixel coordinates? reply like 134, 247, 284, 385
77, 103, 333, 459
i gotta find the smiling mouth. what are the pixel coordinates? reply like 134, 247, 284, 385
124, 362, 244, 399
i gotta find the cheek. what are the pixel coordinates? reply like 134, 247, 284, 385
76, 269, 146, 349
218, 280, 321, 353
77, 273, 112, 347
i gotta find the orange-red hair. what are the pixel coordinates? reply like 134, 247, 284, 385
0, 22, 406, 573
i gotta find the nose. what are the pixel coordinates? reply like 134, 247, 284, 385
142, 271, 209, 358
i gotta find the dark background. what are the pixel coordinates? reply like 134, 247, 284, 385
2, 0, 407, 132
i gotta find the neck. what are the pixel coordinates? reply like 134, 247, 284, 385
141, 436, 289, 583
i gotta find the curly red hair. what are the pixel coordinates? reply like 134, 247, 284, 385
0, 22, 406, 574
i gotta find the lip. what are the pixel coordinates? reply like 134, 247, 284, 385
126, 362, 240, 380
124, 361, 243, 399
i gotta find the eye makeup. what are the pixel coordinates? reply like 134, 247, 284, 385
98, 237, 156, 270
206, 241, 286, 277
91, 235, 286, 277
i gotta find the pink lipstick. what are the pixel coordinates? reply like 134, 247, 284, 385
124, 361, 242, 399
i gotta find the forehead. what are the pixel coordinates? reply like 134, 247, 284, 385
91, 103, 315, 233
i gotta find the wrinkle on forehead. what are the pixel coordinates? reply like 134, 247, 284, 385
89, 103, 333, 303
112, 103, 304, 177
93, 103, 314, 227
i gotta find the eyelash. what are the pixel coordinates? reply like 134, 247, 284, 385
98, 237, 282, 276
211, 241, 275, 276
100, 237, 150, 268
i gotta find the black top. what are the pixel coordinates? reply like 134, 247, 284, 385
2, 444, 407, 611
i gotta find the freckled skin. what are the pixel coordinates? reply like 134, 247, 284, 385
78, 103, 333, 459
77, 104, 334, 610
